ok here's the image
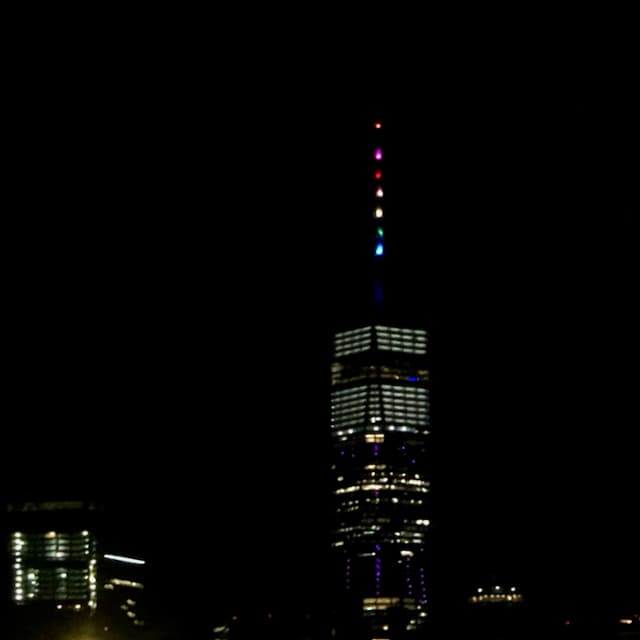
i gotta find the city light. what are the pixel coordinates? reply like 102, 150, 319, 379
103, 554, 145, 565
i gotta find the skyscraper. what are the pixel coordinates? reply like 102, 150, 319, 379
6, 499, 99, 637
7, 500, 98, 610
329, 121, 431, 640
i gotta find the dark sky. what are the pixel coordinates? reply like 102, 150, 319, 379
3, 22, 638, 626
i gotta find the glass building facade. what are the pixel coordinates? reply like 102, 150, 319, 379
7, 501, 98, 613
330, 324, 430, 639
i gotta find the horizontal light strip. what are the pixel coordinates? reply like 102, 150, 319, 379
104, 554, 145, 565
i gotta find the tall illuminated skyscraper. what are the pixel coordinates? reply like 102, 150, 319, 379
330, 121, 431, 640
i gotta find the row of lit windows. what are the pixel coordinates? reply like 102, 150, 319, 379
333, 335, 372, 346
332, 387, 369, 398
335, 481, 430, 495
360, 476, 429, 489
334, 346, 372, 357
336, 499, 424, 513
338, 527, 429, 541
331, 363, 429, 378
331, 400, 428, 416
336, 494, 425, 504
332, 370, 429, 385
377, 334, 426, 344
15, 589, 90, 601
362, 470, 426, 480
334, 343, 426, 357
335, 326, 427, 340
381, 385, 428, 397
12, 547, 92, 555
331, 403, 428, 416
12, 531, 91, 541
12, 541, 92, 548
375, 326, 427, 340
469, 593, 523, 604
332, 384, 428, 399
334, 327, 372, 340
351, 549, 420, 560
16, 572, 89, 582
331, 397, 427, 412
333, 535, 425, 547
335, 516, 429, 530
334, 418, 430, 430
333, 426, 428, 438
378, 344, 427, 355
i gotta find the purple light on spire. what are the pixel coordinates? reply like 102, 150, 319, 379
375, 148, 382, 161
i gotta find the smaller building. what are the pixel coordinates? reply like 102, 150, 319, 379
99, 551, 147, 635
469, 584, 524, 605
465, 583, 527, 639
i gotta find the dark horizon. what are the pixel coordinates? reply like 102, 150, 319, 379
3, 28, 638, 635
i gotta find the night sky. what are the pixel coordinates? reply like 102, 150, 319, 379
3, 22, 638, 629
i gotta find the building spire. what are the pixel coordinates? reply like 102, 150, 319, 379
372, 120, 385, 311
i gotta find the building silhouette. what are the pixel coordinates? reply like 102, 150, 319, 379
329, 121, 431, 640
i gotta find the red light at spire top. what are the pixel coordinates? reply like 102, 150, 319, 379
375, 170, 382, 180
374, 122, 382, 129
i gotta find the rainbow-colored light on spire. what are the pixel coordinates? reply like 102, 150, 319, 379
373, 121, 385, 307
373, 121, 384, 261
